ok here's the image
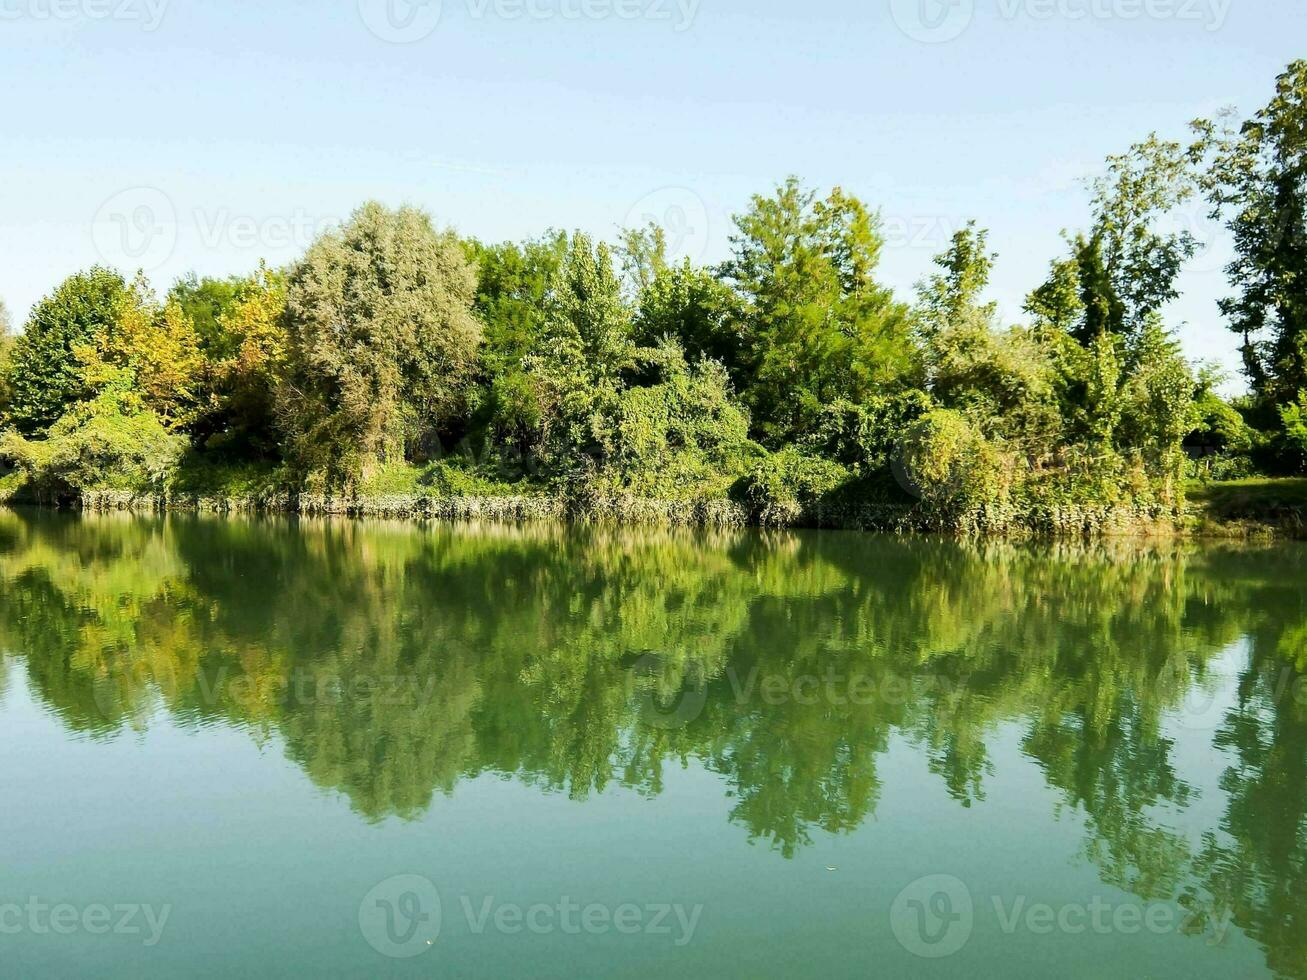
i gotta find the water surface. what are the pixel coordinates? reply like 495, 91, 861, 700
2, 511, 1306, 977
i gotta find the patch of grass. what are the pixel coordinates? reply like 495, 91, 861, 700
166, 455, 288, 498
1187, 477, 1307, 536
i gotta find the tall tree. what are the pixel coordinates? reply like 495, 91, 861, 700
463, 231, 568, 450
4, 268, 129, 436
76, 273, 206, 430
1032, 135, 1199, 345
524, 232, 635, 473
1197, 60, 1307, 407
720, 178, 917, 445
280, 202, 482, 478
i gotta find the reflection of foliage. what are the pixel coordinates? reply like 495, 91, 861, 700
6, 514, 1307, 973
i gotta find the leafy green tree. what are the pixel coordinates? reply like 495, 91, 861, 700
918, 224, 1062, 455
168, 273, 247, 358
0, 383, 185, 498
463, 232, 568, 452
280, 202, 482, 479
609, 340, 752, 497
4, 268, 129, 436
1032, 136, 1200, 345
524, 232, 636, 475
1087, 134, 1200, 332
195, 263, 289, 457
1025, 256, 1084, 339
1197, 61, 1307, 416
76, 273, 206, 431
916, 220, 997, 338
720, 178, 918, 445
1117, 315, 1198, 488
615, 221, 668, 296
0, 299, 13, 420
632, 260, 745, 374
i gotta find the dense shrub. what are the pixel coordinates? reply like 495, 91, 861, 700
897, 409, 1011, 517
0, 387, 185, 498
737, 446, 851, 525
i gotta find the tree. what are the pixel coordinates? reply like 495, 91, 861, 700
916, 220, 997, 338
0, 384, 185, 498
168, 273, 247, 358
464, 232, 568, 452
0, 299, 13, 420
1117, 315, 1198, 492
918, 225, 1061, 455
197, 263, 289, 456
76, 273, 206, 430
279, 202, 482, 479
1025, 257, 1084, 340
720, 178, 918, 445
632, 260, 745, 375
4, 268, 130, 436
1031, 135, 1200, 345
1197, 61, 1307, 410
524, 232, 636, 474
615, 221, 668, 296
1087, 134, 1200, 333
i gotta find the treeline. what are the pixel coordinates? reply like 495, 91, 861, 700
0, 61, 1304, 530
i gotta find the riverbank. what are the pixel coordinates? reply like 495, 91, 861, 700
7, 464, 1303, 538
71, 486, 1186, 537
1186, 478, 1307, 538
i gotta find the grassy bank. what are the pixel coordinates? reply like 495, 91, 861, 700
1187, 478, 1307, 538
9, 455, 1306, 538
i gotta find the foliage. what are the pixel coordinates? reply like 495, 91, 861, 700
9, 57, 1307, 531
5, 268, 129, 435
168, 273, 247, 357
279, 202, 482, 481
898, 408, 1009, 515
76, 274, 206, 430
737, 445, 851, 525
0, 384, 185, 497
803, 392, 933, 472
720, 177, 919, 445
632, 260, 745, 376
1085, 134, 1201, 333
523, 231, 636, 477
608, 341, 753, 497
463, 231, 568, 451
196, 263, 289, 457
919, 224, 1063, 454
1279, 393, 1307, 463
1196, 60, 1307, 470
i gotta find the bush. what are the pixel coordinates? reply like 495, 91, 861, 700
0, 389, 185, 499
737, 446, 851, 525
804, 392, 933, 471
898, 409, 1010, 516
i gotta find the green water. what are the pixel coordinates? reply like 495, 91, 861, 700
3, 512, 1307, 978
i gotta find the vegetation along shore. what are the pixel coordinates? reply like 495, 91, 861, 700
2, 62, 1306, 537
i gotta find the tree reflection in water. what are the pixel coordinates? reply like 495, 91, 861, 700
3, 511, 1307, 973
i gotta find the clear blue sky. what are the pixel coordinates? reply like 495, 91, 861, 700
2, 0, 1303, 388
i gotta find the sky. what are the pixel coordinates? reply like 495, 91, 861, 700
1, 0, 1304, 390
